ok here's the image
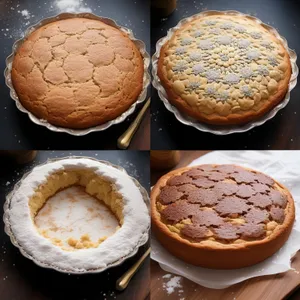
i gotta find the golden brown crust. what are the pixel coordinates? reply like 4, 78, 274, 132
11, 18, 144, 129
157, 14, 292, 125
151, 165, 295, 269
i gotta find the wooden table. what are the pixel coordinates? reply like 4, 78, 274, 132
150, 151, 300, 300
0, 0, 150, 150
0, 151, 150, 300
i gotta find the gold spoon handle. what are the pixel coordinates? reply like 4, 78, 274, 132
116, 247, 151, 291
117, 98, 151, 149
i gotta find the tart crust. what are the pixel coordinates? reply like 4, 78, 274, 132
157, 14, 292, 125
151, 164, 295, 269
11, 18, 144, 129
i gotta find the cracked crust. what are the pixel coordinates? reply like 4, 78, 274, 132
157, 14, 292, 125
151, 164, 295, 269
11, 18, 144, 129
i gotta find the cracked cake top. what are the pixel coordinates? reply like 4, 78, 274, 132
11, 18, 144, 129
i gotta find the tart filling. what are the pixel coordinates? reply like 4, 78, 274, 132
7, 158, 149, 272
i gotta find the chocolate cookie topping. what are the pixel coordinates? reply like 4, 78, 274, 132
156, 164, 288, 244
215, 196, 249, 216
213, 223, 239, 240
181, 225, 212, 241
161, 202, 199, 224
159, 186, 184, 205
192, 210, 223, 226
270, 206, 285, 223
187, 189, 219, 206
245, 208, 269, 224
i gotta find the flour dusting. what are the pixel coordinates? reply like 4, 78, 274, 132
21, 10, 29, 18
55, 0, 93, 13
162, 274, 183, 295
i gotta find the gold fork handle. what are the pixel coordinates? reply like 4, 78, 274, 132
116, 247, 151, 291
117, 98, 150, 150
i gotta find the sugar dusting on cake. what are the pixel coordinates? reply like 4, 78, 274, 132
7, 157, 149, 272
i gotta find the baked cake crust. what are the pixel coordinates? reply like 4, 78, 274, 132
151, 164, 295, 269
11, 18, 144, 129
157, 14, 292, 125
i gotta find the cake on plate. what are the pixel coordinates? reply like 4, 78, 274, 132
11, 18, 144, 129
5, 158, 149, 272
157, 14, 292, 125
151, 164, 295, 269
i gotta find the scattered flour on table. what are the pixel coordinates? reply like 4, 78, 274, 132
1, 1, 94, 42
162, 274, 183, 295
55, 0, 93, 13
20, 10, 30, 18
117, 159, 140, 179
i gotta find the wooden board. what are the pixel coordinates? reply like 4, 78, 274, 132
150, 151, 300, 300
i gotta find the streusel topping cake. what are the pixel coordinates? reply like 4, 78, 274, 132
158, 14, 292, 125
151, 164, 295, 269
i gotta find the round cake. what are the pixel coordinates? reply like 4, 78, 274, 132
157, 14, 292, 125
5, 158, 149, 272
151, 164, 295, 269
11, 18, 144, 129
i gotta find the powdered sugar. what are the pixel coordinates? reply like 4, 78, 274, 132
55, 0, 93, 13
2, 1, 93, 40
20, 10, 30, 18
162, 274, 183, 295
35, 186, 119, 249
6, 158, 150, 272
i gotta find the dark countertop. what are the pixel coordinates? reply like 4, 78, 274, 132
151, 0, 300, 150
0, 0, 150, 150
0, 150, 150, 300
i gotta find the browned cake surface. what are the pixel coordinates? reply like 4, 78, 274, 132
157, 14, 292, 125
11, 18, 144, 129
151, 164, 295, 269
